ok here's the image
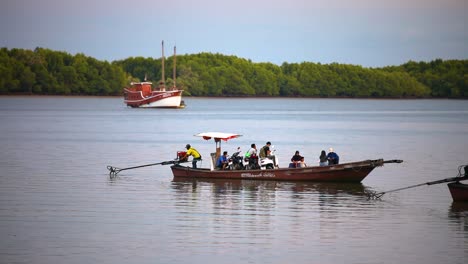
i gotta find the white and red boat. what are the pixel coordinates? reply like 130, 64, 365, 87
124, 41, 184, 108
124, 82, 183, 108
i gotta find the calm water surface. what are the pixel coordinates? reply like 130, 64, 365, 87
0, 96, 467, 264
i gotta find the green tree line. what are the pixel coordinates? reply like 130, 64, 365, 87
0, 47, 126, 95
383, 59, 468, 98
1, 47, 467, 98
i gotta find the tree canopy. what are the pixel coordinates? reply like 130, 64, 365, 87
0, 47, 126, 95
1, 47, 467, 98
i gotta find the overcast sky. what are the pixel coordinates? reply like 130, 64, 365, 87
1, 0, 467, 67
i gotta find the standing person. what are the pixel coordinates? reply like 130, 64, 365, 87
290, 150, 305, 168
182, 144, 202, 168
216, 151, 229, 170
259, 141, 272, 158
327, 147, 339, 165
319, 150, 328, 166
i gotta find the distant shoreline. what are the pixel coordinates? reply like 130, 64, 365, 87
0, 94, 465, 100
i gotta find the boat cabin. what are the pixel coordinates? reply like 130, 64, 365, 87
126, 82, 153, 97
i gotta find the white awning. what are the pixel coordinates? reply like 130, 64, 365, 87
194, 132, 242, 141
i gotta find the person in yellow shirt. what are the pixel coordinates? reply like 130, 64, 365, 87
183, 144, 202, 168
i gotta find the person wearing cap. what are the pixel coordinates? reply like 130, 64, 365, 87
183, 144, 202, 168
327, 147, 339, 165
216, 151, 229, 170
289, 150, 305, 168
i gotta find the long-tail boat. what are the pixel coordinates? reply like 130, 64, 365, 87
170, 132, 403, 183
448, 182, 468, 202
447, 165, 468, 202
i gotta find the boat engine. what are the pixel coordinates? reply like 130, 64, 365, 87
177, 151, 188, 162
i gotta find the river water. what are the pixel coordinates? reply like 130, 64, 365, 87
0, 96, 467, 264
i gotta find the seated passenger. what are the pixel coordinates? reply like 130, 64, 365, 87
289, 150, 306, 168
245, 143, 259, 169
327, 148, 339, 165
259, 142, 271, 158
245, 143, 257, 159
216, 151, 229, 170
319, 150, 327, 166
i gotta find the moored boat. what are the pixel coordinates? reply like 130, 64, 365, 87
124, 41, 184, 108
124, 82, 183, 108
170, 132, 403, 183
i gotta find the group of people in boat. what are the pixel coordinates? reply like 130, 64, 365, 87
224, 142, 275, 170
289, 148, 339, 168
181, 141, 340, 170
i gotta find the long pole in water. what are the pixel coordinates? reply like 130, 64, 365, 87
107, 159, 186, 177
368, 165, 468, 199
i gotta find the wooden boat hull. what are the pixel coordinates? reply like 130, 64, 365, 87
447, 182, 468, 202
171, 159, 387, 183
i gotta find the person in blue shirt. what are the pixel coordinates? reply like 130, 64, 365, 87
216, 151, 229, 170
327, 148, 339, 165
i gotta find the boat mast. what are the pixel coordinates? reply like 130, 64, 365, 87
160, 40, 166, 91
173, 45, 176, 90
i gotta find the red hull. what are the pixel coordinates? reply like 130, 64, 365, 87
124, 88, 183, 108
171, 159, 387, 183
448, 182, 468, 202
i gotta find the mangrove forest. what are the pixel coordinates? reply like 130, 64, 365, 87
1, 47, 467, 98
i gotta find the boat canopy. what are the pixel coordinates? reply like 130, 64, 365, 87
194, 132, 242, 142
195, 132, 242, 170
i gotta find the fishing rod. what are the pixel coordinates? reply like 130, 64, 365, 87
367, 164, 468, 199
107, 159, 186, 177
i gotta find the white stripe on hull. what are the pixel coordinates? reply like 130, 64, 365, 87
137, 95, 182, 108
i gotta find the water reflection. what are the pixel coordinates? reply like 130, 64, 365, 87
171, 178, 370, 199
448, 202, 468, 233
449, 202, 468, 218
449, 202, 468, 219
